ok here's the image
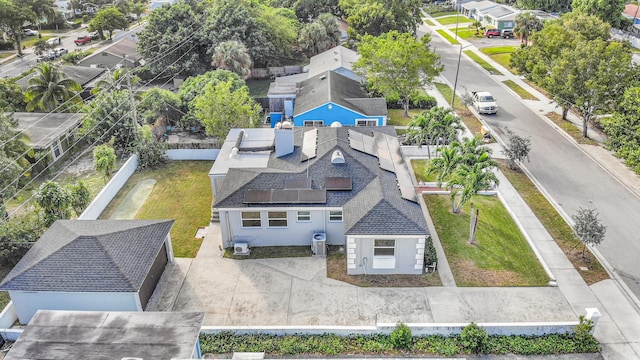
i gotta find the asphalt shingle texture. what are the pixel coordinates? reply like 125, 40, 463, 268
0, 220, 174, 292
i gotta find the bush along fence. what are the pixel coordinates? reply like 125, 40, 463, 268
199, 320, 600, 357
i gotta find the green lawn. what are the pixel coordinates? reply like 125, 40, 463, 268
480, 46, 517, 73
463, 50, 503, 75
502, 80, 538, 100
100, 161, 213, 258
433, 82, 483, 136
498, 162, 609, 285
434, 15, 473, 25
411, 159, 436, 183
21, 35, 57, 48
429, 11, 458, 17
387, 108, 421, 126
425, 19, 436, 26
436, 29, 460, 45
246, 78, 272, 98
424, 194, 550, 286
452, 28, 481, 39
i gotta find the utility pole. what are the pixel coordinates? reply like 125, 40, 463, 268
124, 54, 138, 143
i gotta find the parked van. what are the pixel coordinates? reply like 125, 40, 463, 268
46, 37, 61, 46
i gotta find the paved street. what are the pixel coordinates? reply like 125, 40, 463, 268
419, 22, 640, 303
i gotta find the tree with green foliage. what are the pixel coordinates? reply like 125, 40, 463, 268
194, 80, 262, 139
427, 146, 461, 187
67, 180, 91, 217
342, 0, 422, 39
33, 39, 51, 56
513, 11, 542, 45
80, 90, 137, 149
112, 0, 131, 16
0, 0, 36, 56
132, 2, 146, 22
0, 79, 25, 112
601, 87, 640, 173
501, 127, 531, 170
138, 88, 182, 126
354, 31, 442, 118
137, 1, 209, 76
36, 180, 72, 226
516, 0, 570, 12
93, 144, 117, 181
211, 41, 253, 80
0, 210, 46, 266
572, 0, 625, 27
572, 204, 607, 257
317, 13, 342, 44
0, 153, 22, 219
405, 107, 462, 158
178, 70, 245, 128
25, 62, 81, 112
134, 130, 167, 170
294, 0, 341, 21
299, 21, 334, 57
89, 7, 129, 40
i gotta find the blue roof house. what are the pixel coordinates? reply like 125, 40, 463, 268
292, 71, 387, 127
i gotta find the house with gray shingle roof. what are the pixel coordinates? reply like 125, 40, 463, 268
210, 125, 428, 275
0, 220, 175, 324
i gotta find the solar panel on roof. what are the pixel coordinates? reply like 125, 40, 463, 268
272, 190, 300, 202
284, 178, 311, 189
379, 158, 395, 172
325, 177, 352, 190
301, 129, 318, 161
244, 190, 272, 203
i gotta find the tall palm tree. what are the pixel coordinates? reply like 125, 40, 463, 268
448, 162, 499, 214
25, 63, 81, 112
427, 107, 463, 152
299, 21, 332, 57
427, 145, 462, 187
91, 67, 139, 96
513, 11, 542, 45
211, 41, 252, 80
317, 13, 341, 46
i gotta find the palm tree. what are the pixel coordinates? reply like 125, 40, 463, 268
405, 111, 433, 156
514, 12, 542, 45
211, 41, 252, 80
25, 63, 81, 112
317, 13, 341, 46
91, 67, 139, 96
427, 145, 462, 187
427, 107, 463, 152
448, 161, 499, 214
299, 21, 333, 57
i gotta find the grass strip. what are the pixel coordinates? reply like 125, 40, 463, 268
433, 82, 483, 136
424, 194, 549, 287
502, 80, 538, 100
434, 15, 473, 25
429, 11, 458, 17
411, 159, 437, 183
545, 112, 598, 146
463, 50, 503, 75
436, 29, 460, 45
480, 46, 517, 73
100, 161, 212, 258
223, 246, 311, 259
499, 162, 608, 285
425, 19, 436, 26
387, 108, 421, 126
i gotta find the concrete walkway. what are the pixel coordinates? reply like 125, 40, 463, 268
423, 13, 640, 360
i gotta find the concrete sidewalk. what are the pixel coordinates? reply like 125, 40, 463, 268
423, 13, 640, 360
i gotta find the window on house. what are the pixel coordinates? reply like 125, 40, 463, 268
356, 119, 377, 127
329, 210, 343, 222
268, 211, 288, 227
374, 239, 395, 257
297, 211, 311, 222
303, 120, 324, 127
241, 212, 261, 228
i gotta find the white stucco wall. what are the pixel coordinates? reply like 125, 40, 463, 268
347, 235, 425, 275
9, 291, 140, 324
166, 149, 219, 161
218, 208, 345, 248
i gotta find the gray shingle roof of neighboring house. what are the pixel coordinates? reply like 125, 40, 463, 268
214, 127, 428, 236
293, 70, 387, 117
15, 65, 106, 91
307, 45, 360, 79
8, 112, 84, 149
0, 220, 174, 292
484, 5, 515, 18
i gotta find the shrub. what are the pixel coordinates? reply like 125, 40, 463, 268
0, 41, 14, 51
389, 322, 413, 349
135, 137, 168, 170
424, 236, 438, 267
573, 316, 599, 352
385, 94, 403, 109
410, 91, 437, 109
460, 322, 489, 354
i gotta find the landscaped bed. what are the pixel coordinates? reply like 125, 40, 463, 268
387, 109, 422, 126
223, 246, 311, 259
424, 194, 550, 287
99, 161, 212, 258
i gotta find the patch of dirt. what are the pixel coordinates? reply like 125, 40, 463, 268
564, 247, 609, 285
326, 249, 442, 287
452, 258, 527, 287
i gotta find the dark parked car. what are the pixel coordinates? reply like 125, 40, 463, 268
501, 29, 514, 38
484, 29, 501, 38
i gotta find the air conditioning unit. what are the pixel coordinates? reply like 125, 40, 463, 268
311, 233, 326, 257
233, 242, 251, 256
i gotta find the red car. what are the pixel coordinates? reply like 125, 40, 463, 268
484, 29, 501, 38
74, 36, 91, 46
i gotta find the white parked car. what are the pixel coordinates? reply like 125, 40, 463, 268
53, 48, 68, 57
46, 37, 61, 46
472, 91, 498, 115
23, 29, 39, 36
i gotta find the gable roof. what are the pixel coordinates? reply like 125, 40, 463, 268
5, 310, 204, 360
214, 127, 428, 236
16, 65, 106, 90
0, 220, 174, 292
484, 5, 514, 18
8, 112, 84, 149
293, 71, 387, 117
623, 4, 640, 18
308, 45, 360, 79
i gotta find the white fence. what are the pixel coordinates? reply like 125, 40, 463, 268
78, 155, 139, 220
166, 149, 219, 161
